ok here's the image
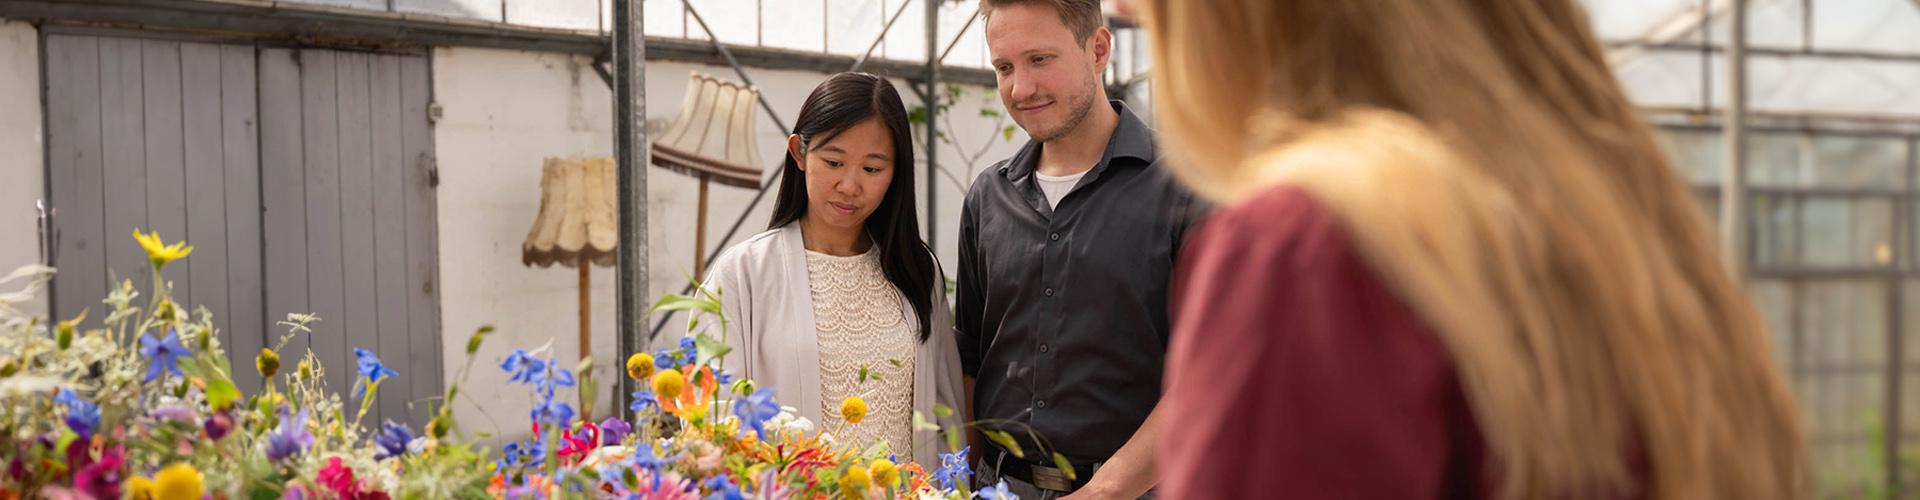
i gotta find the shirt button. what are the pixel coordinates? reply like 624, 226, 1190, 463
1036, 400, 1047, 409
1044, 288, 1055, 297
1049, 232, 1060, 241
1039, 343, 1050, 353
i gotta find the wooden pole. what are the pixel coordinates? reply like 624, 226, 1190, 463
579, 257, 592, 361
696, 174, 710, 276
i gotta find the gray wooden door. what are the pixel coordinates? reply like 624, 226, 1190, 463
45, 33, 441, 428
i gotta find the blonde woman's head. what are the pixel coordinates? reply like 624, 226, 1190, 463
1130, 1, 1810, 498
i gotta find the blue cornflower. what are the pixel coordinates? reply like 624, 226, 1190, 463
373, 420, 414, 460
531, 355, 575, 396
933, 447, 972, 490
500, 349, 544, 384
678, 336, 699, 365
497, 441, 524, 470
531, 398, 575, 425
703, 474, 745, 500
264, 408, 314, 461
718, 371, 736, 386
628, 443, 681, 490
973, 479, 1015, 500
54, 388, 100, 439
731, 387, 780, 440
630, 389, 660, 414
352, 348, 399, 398
653, 348, 676, 370
137, 329, 190, 382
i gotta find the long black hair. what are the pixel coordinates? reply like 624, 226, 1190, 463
769, 72, 938, 341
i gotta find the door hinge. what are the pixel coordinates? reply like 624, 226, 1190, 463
426, 102, 443, 124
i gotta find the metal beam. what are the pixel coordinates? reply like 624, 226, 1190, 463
647, 37, 996, 87
0, 0, 607, 54
612, 0, 649, 421
1720, 0, 1748, 276
1606, 42, 1920, 64
925, 0, 940, 249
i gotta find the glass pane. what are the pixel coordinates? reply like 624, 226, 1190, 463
1748, 132, 1806, 189
686, 0, 759, 44
881, 0, 928, 62
826, 0, 886, 56
1802, 197, 1895, 268
1811, 135, 1906, 190
1806, 373, 1886, 497
1657, 128, 1723, 186
1750, 279, 1793, 368
1753, 194, 1799, 267
1801, 280, 1886, 369
645, 0, 686, 37
1909, 281, 1920, 368
763, 0, 826, 51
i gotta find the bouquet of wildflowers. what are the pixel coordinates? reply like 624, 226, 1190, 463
0, 231, 1024, 499
0, 231, 495, 499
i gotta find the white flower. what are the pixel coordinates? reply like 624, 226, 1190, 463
0, 374, 61, 398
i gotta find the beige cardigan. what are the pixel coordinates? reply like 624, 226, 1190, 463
698, 223, 966, 467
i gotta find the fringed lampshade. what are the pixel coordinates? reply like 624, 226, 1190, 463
521, 156, 616, 420
651, 71, 766, 276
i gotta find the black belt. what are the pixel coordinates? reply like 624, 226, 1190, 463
985, 446, 1097, 493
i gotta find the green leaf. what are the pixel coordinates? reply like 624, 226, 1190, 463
466, 325, 495, 355
978, 108, 1001, 119
945, 427, 963, 453
1052, 452, 1079, 481
207, 378, 242, 410
887, 359, 903, 368
858, 365, 870, 384
912, 412, 941, 432
647, 294, 720, 318
908, 106, 929, 125
695, 333, 734, 363
1003, 126, 1017, 142
983, 430, 1023, 459
933, 404, 954, 419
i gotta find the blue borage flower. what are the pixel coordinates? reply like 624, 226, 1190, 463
138, 329, 190, 382
352, 348, 399, 398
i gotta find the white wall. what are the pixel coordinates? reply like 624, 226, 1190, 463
430, 46, 1023, 442
0, 18, 46, 317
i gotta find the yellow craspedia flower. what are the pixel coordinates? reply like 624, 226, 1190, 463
256, 348, 281, 378
153, 462, 204, 500
126, 475, 158, 499
626, 352, 655, 381
133, 229, 193, 269
840, 396, 867, 425
869, 458, 898, 489
841, 465, 872, 495
651, 368, 686, 399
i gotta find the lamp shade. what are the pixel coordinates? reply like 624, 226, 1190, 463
651, 71, 765, 188
522, 156, 618, 268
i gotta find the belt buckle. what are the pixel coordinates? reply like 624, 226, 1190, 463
1029, 463, 1076, 492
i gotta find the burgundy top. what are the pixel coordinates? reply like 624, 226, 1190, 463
1160, 185, 1489, 499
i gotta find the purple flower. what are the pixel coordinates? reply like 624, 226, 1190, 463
204, 410, 234, 440
973, 479, 1014, 500
138, 329, 190, 382
148, 404, 196, 424
54, 388, 100, 439
373, 421, 413, 460
264, 408, 314, 461
598, 417, 631, 446
352, 348, 398, 398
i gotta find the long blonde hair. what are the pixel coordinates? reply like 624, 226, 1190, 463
1136, 1, 1808, 498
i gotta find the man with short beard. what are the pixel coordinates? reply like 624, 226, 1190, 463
954, 1, 1198, 498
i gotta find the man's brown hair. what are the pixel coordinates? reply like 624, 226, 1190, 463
980, 0, 1103, 45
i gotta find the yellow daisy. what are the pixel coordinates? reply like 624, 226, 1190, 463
133, 230, 193, 269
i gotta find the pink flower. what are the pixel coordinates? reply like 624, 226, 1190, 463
317, 456, 360, 498
73, 445, 124, 499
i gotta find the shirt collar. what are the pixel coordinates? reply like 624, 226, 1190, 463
1000, 100, 1157, 183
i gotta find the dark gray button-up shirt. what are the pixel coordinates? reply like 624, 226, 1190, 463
955, 101, 1200, 464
